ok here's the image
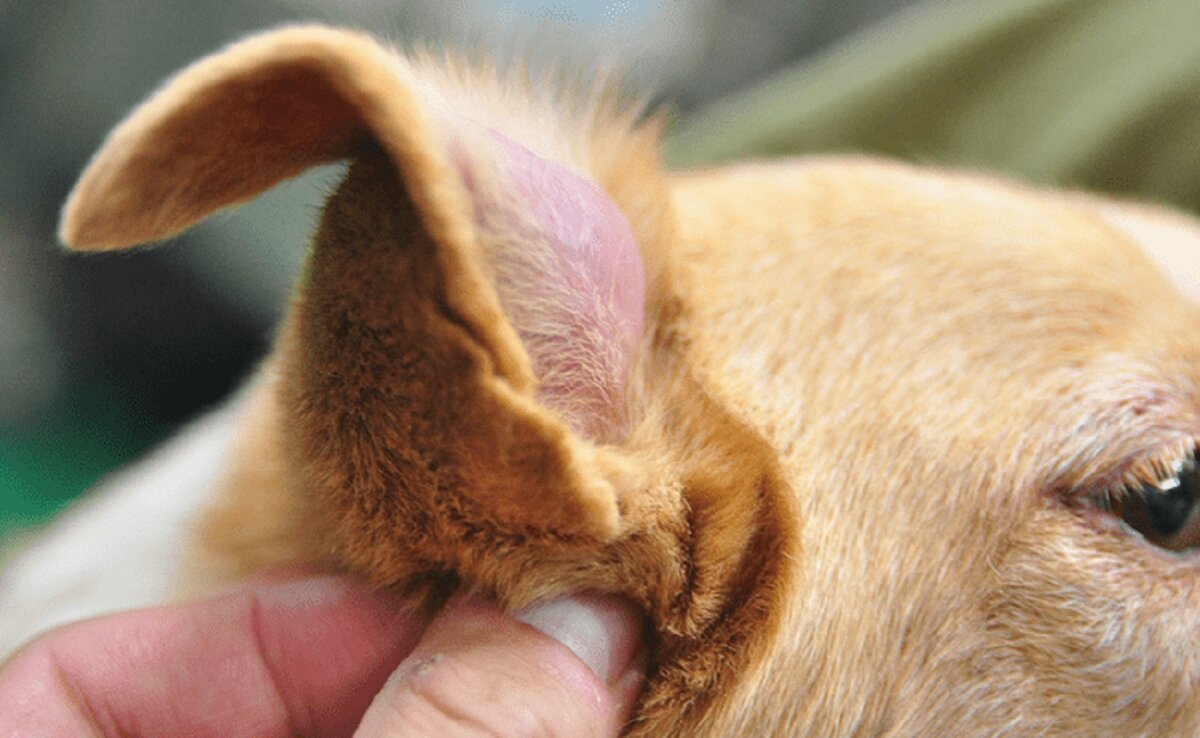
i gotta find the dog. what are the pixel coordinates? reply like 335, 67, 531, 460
4, 24, 1200, 736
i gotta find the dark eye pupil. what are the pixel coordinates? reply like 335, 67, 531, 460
1142, 477, 1196, 536
1114, 461, 1200, 548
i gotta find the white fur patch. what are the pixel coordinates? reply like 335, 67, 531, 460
0, 396, 242, 657
1098, 204, 1200, 303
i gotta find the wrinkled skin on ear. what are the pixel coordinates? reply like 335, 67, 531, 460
60, 26, 797, 737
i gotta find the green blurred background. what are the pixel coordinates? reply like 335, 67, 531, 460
1, 0, 1197, 547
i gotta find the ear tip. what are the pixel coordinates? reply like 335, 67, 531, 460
56, 23, 386, 255
57, 198, 85, 250
57, 191, 103, 250
57, 189, 134, 251
58, 154, 162, 251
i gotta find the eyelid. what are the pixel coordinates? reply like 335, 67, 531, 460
1063, 436, 1200, 506
1108, 452, 1191, 503
1078, 441, 1200, 553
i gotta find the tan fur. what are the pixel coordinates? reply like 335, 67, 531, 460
57, 25, 1200, 736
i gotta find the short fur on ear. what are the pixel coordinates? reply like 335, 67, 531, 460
59, 27, 381, 251
60, 25, 644, 548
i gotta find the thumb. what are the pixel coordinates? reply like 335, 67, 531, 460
355, 594, 646, 737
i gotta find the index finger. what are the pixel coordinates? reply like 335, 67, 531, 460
0, 575, 426, 738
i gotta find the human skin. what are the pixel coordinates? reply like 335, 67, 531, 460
0, 574, 645, 737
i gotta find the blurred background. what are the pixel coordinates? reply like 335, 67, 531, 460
1, 0, 1198, 545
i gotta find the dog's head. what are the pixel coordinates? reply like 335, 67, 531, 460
61, 26, 1200, 736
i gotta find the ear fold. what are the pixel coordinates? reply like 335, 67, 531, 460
61, 26, 645, 420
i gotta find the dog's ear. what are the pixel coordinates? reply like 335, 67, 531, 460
62, 26, 653, 549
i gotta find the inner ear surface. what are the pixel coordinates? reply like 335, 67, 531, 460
286, 151, 623, 569
457, 130, 646, 442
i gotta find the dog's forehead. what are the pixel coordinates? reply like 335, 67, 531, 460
679, 158, 1192, 360
673, 165, 1200, 735
863, 169, 1169, 298
825, 164, 1198, 350
831, 166, 1200, 410
677, 159, 1200, 493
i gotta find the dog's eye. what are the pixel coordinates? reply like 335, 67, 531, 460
1106, 459, 1200, 552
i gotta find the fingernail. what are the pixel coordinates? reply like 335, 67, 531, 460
514, 594, 644, 684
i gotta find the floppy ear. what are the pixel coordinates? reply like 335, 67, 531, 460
60, 27, 537, 382
61, 27, 404, 251
61, 26, 650, 568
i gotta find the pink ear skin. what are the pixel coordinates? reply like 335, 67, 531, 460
457, 129, 645, 442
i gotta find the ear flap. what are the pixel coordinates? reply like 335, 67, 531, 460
61, 26, 525, 378
63, 26, 650, 555
62, 27, 402, 250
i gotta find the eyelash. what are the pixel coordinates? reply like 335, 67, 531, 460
1082, 443, 1200, 554
1089, 455, 1192, 513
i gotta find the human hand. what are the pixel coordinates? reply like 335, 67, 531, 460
0, 575, 646, 737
